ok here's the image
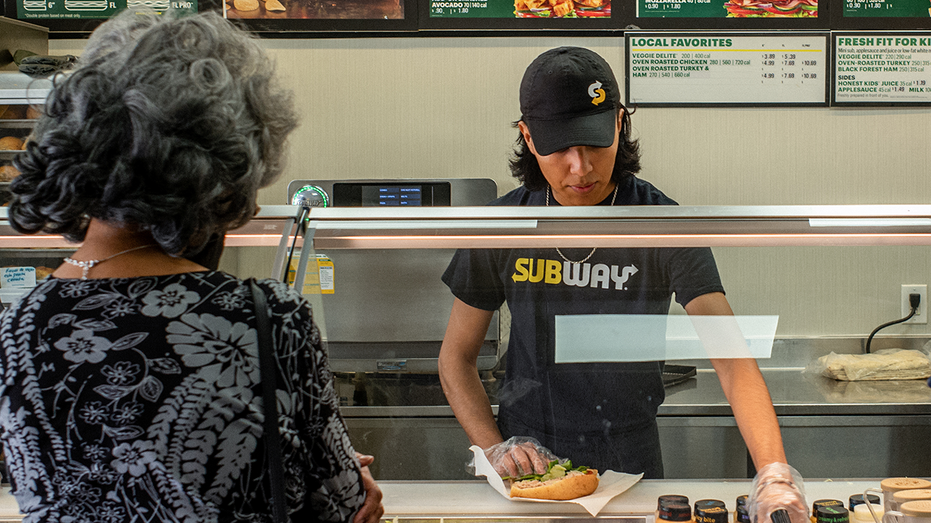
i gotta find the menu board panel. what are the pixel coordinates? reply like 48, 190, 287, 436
843, 0, 929, 17
833, 0, 931, 28
427, 0, 609, 18
626, 32, 829, 105
417, 0, 621, 28
224, 0, 402, 21
636, 0, 817, 18
833, 32, 931, 104
15, 0, 195, 19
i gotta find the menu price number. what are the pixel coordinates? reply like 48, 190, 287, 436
847, 1, 888, 7
172, 1, 192, 7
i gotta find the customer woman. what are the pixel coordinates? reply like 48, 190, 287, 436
0, 10, 383, 523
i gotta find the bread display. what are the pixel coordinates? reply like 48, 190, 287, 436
233, 0, 260, 11
0, 136, 25, 151
0, 165, 20, 182
0, 105, 27, 120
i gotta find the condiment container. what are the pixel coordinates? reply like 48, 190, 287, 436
853, 504, 884, 523
816, 505, 851, 523
695, 499, 727, 517
884, 500, 931, 523
696, 505, 729, 523
736, 504, 751, 523
851, 495, 883, 511
881, 479, 931, 513
894, 491, 931, 508
813, 500, 847, 523
658, 495, 693, 523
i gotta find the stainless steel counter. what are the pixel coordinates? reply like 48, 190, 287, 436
340, 369, 931, 418
340, 368, 931, 481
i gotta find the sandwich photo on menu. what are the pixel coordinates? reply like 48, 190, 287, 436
513, 0, 610, 17
724, 0, 817, 17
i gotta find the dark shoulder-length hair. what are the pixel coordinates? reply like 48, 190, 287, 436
508, 106, 641, 192
9, 10, 298, 256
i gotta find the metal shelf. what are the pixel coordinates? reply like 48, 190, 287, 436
299, 204, 931, 249
5, 204, 931, 250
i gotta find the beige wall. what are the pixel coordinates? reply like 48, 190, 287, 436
50, 36, 931, 339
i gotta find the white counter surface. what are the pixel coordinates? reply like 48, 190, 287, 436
0, 488, 20, 522
0, 479, 891, 520
380, 479, 884, 518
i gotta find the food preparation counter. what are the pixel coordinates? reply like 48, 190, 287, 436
0, 479, 895, 522
379, 479, 885, 520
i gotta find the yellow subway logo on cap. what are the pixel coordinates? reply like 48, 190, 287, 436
588, 81, 606, 105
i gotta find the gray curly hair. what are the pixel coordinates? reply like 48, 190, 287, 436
10, 10, 298, 256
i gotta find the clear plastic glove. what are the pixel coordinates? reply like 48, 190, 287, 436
749, 462, 809, 523
470, 436, 558, 478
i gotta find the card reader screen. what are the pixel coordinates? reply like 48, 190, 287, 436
332, 182, 451, 207
361, 186, 422, 206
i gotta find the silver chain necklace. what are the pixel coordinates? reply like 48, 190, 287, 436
64, 244, 157, 280
546, 183, 619, 264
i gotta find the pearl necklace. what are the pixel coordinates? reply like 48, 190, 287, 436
546, 183, 619, 265
64, 244, 157, 280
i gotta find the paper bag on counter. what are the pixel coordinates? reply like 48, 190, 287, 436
469, 445, 641, 517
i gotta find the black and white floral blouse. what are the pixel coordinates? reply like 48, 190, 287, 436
0, 272, 365, 523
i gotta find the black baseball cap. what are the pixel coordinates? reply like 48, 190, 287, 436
519, 46, 620, 156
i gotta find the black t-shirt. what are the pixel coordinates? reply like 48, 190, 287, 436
442, 176, 724, 439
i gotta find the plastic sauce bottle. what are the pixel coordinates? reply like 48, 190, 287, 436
658, 495, 693, 523
812, 500, 847, 523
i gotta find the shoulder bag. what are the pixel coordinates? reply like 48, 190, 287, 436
249, 279, 289, 523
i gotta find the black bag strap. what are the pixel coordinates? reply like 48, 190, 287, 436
250, 279, 288, 523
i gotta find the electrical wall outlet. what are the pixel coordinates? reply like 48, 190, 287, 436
901, 284, 927, 324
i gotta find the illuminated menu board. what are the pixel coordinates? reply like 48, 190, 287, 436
626, 32, 829, 105
427, 0, 610, 18
834, 32, 931, 104
636, 0, 817, 18
843, 0, 930, 17
17, 0, 194, 19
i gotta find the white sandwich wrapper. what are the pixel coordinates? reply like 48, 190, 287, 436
470, 445, 642, 517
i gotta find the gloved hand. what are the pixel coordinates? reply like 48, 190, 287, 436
749, 462, 809, 523
476, 436, 558, 478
